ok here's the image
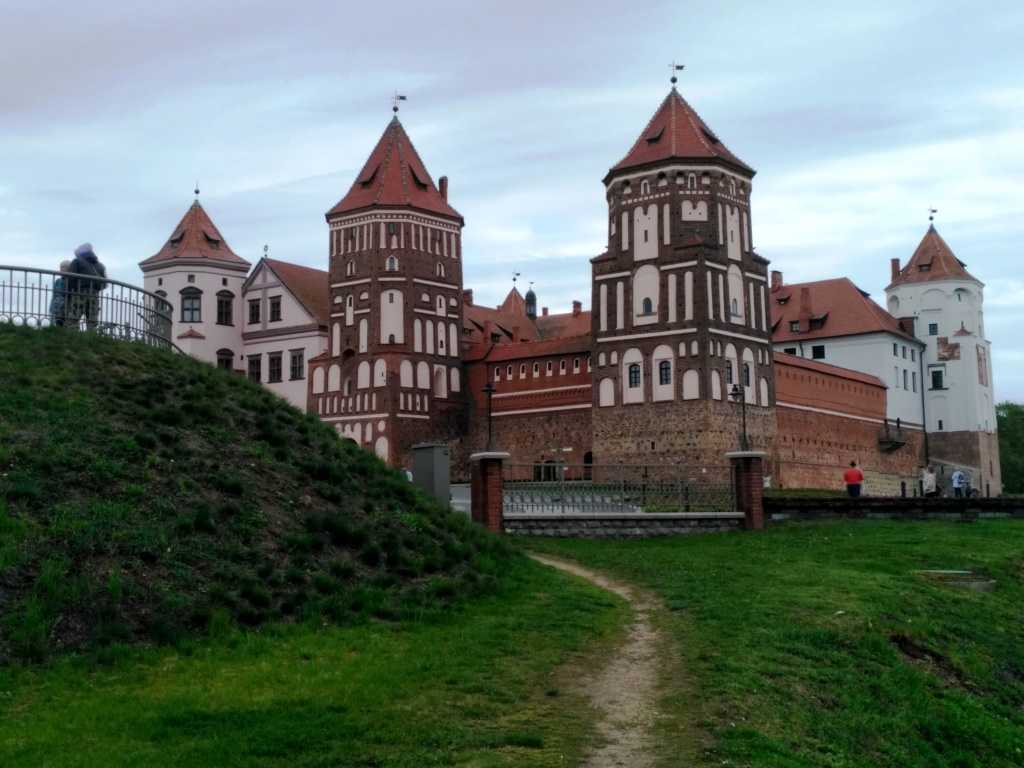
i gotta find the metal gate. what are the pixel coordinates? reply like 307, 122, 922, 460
502, 463, 734, 516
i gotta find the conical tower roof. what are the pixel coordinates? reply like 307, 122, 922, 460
889, 225, 979, 288
606, 88, 753, 182
140, 200, 250, 271
327, 116, 462, 222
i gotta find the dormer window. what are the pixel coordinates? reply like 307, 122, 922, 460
789, 321, 799, 333
919, 264, 931, 272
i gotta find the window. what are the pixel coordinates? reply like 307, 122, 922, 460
346, 260, 355, 276
641, 297, 653, 315
290, 349, 304, 380
494, 367, 500, 381
507, 365, 513, 378
912, 371, 917, 393
811, 345, 825, 360
931, 369, 944, 390
628, 363, 641, 388
938, 419, 944, 431
903, 369, 908, 390
533, 362, 540, 377
268, 352, 283, 383
222, 278, 227, 286
386, 256, 398, 272
157, 277, 163, 286
742, 363, 751, 387
546, 361, 553, 375
559, 360, 566, 374
901, 346, 907, 359
783, 347, 796, 355
180, 288, 201, 323
269, 296, 282, 322
436, 263, 445, 278
658, 360, 671, 385
726, 363, 734, 385
911, 349, 916, 362
216, 349, 234, 371
893, 343, 898, 356
216, 291, 233, 325
247, 355, 261, 383
731, 298, 739, 317
894, 366, 900, 388
789, 321, 799, 332
519, 364, 526, 378
187, 274, 195, 283
248, 299, 260, 325
928, 323, 938, 336
573, 357, 581, 373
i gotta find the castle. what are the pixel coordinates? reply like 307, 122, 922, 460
138, 84, 1002, 496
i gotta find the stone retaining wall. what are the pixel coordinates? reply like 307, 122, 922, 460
765, 496, 1024, 523
503, 513, 744, 538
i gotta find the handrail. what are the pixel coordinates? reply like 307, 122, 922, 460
0, 264, 175, 350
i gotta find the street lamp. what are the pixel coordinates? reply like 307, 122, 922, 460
482, 382, 496, 450
729, 382, 750, 451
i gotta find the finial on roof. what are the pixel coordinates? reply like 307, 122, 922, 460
512, 271, 521, 287
670, 61, 685, 87
263, 244, 269, 258
392, 91, 407, 114
928, 207, 938, 225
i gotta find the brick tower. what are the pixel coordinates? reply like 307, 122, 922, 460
590, 83, 776, 474
308, 114, 466, 467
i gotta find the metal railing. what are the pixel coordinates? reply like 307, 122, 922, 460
0, 265, 173, 349
502, 463, 735, 516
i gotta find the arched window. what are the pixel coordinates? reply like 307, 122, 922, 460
659, 360, 671, 385
642, 297, 653, 315
386, 255, 398, 272
628, 364, 641, 388
179, 287, 201, 323
742, 363, 751, 387
688, 173, 696, 189
216, 348, 234, 371
436, 262, 445, 278
640, 180, 650, 195
216, 290, 234, 326
346, 260, 355, 276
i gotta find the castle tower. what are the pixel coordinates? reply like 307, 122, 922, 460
590, 84, 776, 473
309, 115, 466, 466
139, 200, 251, 368
886, 225, 1001, 495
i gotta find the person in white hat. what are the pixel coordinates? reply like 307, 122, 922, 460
66, 243, 107, 330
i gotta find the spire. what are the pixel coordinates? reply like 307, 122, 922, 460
889, 225, 979, 288
327, 117, 462, 222
605, 88, 753, 182
140, 200, 250, 271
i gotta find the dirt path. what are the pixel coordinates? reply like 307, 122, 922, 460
530, 554, 664, 768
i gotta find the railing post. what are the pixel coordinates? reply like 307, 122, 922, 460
470, 451, 510, 534
726, 450, 767, 531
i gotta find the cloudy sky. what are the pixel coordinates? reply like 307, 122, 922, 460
2, 0, 1022, 398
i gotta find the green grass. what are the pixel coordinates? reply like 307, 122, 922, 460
0, 557, 627, 767
0, 326, 512, 660
529, 521, 1024, 768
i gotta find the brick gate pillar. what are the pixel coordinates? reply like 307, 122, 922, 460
470, 451, 510, 533
726, 450, 767, 531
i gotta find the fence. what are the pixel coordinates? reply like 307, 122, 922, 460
502, 463, 735, 516
0, 265, 174, 350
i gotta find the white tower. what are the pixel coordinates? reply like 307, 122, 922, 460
885, 224, 1001, 495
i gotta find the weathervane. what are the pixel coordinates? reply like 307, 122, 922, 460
670, 61, 685, 86
392, 91, 407, 114
928, 207, 938, 224
512, 271, 521, 287
264, 244, 269, 258
194, 181, 200, 198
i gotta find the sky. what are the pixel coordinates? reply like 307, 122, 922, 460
2, 0, 1022, 399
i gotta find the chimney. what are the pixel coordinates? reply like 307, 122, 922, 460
542, 307, 549, 317
439, 176, 448, 201
890, 258, 900, 282
462, 288, 473, 306
770, 270, 783, 291
572, 300, 582, 317
798, 286, 812, 332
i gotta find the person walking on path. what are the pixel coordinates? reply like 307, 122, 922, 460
843, 460, 865, 498
49, 260, 72, 327
66, 243, 107, 330
951, 468, 967, 499
921, 465, 938, 498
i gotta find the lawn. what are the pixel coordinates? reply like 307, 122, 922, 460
530, 520, 1024, 768
0, 558, 627, 768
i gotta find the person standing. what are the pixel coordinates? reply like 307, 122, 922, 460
843, 460, 865, 498
66, 243, 107, 330
951, 468, 966, 499
49, 260, 72, 327
921, 465, 938, 498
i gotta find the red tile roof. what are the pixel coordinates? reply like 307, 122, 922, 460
327, 117, 462, 222
889, 225, 978, 287
535, 309, 591, 339
607, 88, 753, 180
478, 334, 592, 363
262, 258, 330, 327
772, 351, 884, 388
177, 328, 206, 340
771, 277, 917, 343
140, 201, 250, 270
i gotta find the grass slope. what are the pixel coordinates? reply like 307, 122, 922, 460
0, 559, 627, 768
0, 326, 509, 661
531, 521, 1024, 768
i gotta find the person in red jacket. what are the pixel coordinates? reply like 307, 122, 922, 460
843, 461, 865, 498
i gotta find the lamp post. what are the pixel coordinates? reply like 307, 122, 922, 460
482, 382, 496, 450
729, 382, 750, 451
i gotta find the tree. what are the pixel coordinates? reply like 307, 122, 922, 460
996, 402, 1024, 494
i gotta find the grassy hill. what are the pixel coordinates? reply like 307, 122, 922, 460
0, 326, 510, 661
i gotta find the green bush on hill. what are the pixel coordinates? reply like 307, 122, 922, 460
996, 401, 1024, 494
0, 326, 511, 661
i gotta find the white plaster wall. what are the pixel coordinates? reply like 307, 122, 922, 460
682, 369, 700, 400
599, 377, 615, 407
668, 273, 677, 323
652, 344, 674, 402
727, 266, 745, 324
684, 271, 694, 321
599, 283, 608, 331
242, 330, 326, 410
380, 289, 404, 343
726, 206, 741, 261
616, 282, 625, 330
632, 204, 658, 262
622, 347, 644, 404
632, 265, 660, 326
681, 200, 708, 221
